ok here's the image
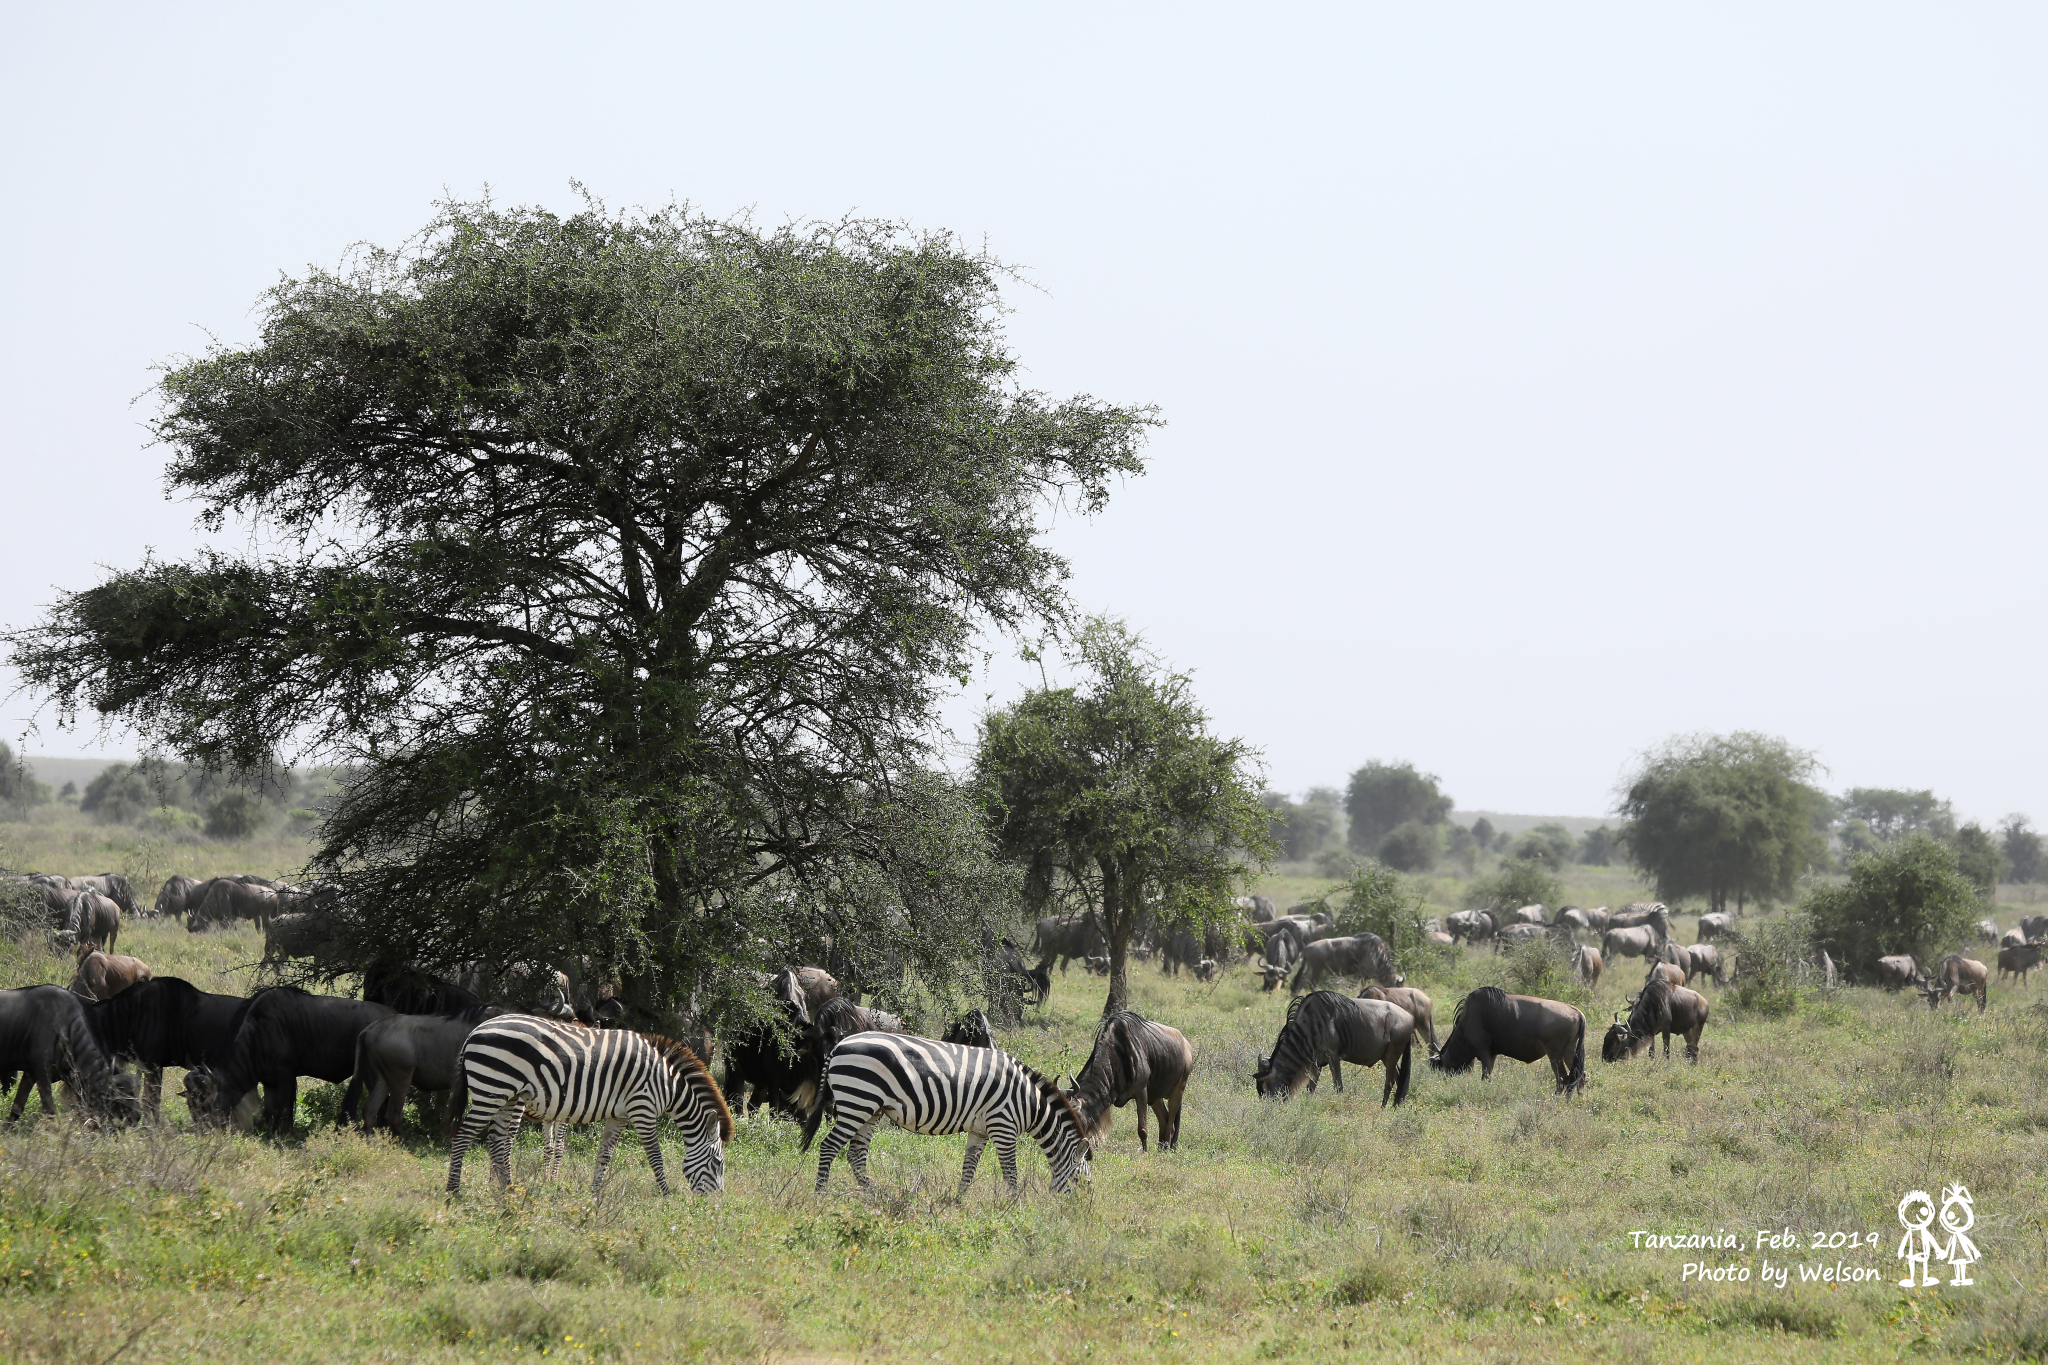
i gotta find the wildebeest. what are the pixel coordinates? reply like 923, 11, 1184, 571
2002, 928, 2028, 950
364, 959, 485, 1017
1684, 944, 1723, 986
1425, 930, 1455, 947
81, 977, 251, 1118
1429, 986, 1586, 1095
809, 996, 908, 1055
1648, 961, 1687, 989
1975, 918, 2001, 946
353, 1004, 503, 1134
68, 947, 152, 1001
66, 874, 139, 917
1161, 927, 1201, 976
261, 912, 332, 964
1923, 955, 1989, 1012
1445, 909, 1496, 944
2022, 914, 2048, 941
62, 890, 121, 953
1289, 933, 1402, 994
1602, 925, 1666, 962
1875, 955, 1926, 991
1996, 941, 2043, 986
1507, 904, 1547, 926
189, 986, 393, 1136
155, 875, 208, 919
993, 937, 1051, 1010
787, 966, 840, 1017
1065, 1010, 1195, 1149
1234, 894, 1278, 922
1254, 990, 1413, 1107
1601, 975, 1710, 1063
0, 985, 138, 1123
720, 971, 824, 1119
1695, 913, 1732, 943
1356, 984, 1437, 1053
187, 878, 279, 932
1573, 943, 1604, 990
1033, 914, 1106, 973
942, 1010, 996, 1048
1494, 923, 1547, 950
1192, 958, 1220, 981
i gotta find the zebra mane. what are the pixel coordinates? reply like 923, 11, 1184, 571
646, 1034, 735, 1141
1014, 1058, 1085, 1144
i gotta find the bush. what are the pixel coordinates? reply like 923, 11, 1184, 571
1377, 820, 1439, 872
1467, 857, 1562, 916
1721, 915, 1806, 1017
203, 792, 267, 840
1326, 860, 1428, 968
1804, 835, 1982, 982
80, 763, 155, 824
1497, 937, 1590, 1013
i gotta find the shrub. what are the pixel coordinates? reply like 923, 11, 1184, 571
1721, 915, 1806, 1017
80, 763, 155, 824
1467, 857, 1562, 916
1326, 860, 1428, 968
1497, 937, 1590, 1013
203, 792, 267, 840
1804, 835, 1981, 981
1377, 820, 1439, 872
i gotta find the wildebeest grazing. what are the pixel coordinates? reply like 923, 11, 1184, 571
353, 1004, 503, 1134
68, 947, 152, 1001
1254, 990, 1413, 1107
1996, 941, 2043, 986
1356, 984, 1437, 1054
1975, 918, 2001, 946
82, 976, 251, 1118
1429, 986, 1586, 1095
1648, 961, 1687, 989
154, 875, 208, 920
187, 878, 279, 932
1288, 933, 1402, 994
720, 972, 823, 1120
1192, 958, 1220, 981
1684, 944, 1722, 986
1875, 955, 1926, 991
1601, 975, 1710, 1063
1602, 925, 1665, 962
190, 986, 393, 1136
1493, 923, 1546, 950
63, 890, 121, 953
1445, 909, 1496, 944
1065, 1010, 1194, 1150
1922, 955, 1988, 1012
1695, 913, 1732, 943
2022, 914, 2048, 941
1033, 914, 1106, 974
0, 984, 139, 1123
1573, 943, 1604, 990
1507, 904, 1547, 926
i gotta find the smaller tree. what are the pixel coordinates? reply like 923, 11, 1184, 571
80, 763, 156, 824
1842, 788, 1954, 842
1575, 825, 1620, 867
1804, 835, 1982, 982
1618, 732, 1826, 915
1345, 761, 1452, 853
1947, 823, 2004, 893
1999, 814, 2043, 885
1468, 856, 1562, 916
1469, 816, 1496, 851
1322, 860, 1428, 968
0, 743, 50, 813
1508, 831, 1562, 871
1377, 820, 1439, 872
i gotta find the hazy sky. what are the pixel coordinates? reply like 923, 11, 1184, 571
4, 4, 2044, 822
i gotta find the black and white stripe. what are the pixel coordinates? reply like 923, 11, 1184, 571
448, 1016, 732, 1196
801, 1034, 1089, 1196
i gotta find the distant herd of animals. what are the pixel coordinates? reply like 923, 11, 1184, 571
1, 871, 2041, 1200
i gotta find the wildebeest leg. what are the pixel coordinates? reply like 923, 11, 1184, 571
385, 1068, 416, 1135
1134, 1086, 1150, 1151
959, 1135, 987, 1197
7, 1073, 32, 1121
1150, 1096, 1175, 1151
1329, 1059, 1343, 1092
1381, 1053, 1396, 1108
143, 1066, 163, 1120
845, 1115, 881, 1189
266, 1077, 298, 1138
990, 1119, 1022, 1195
1478, 1045, 1496, 1080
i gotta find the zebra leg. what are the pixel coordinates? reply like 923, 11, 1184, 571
592, 1119, 625, 1195
544, 1121, 569, 1179
446, 1098, 500, 1194
631, 1112, 671, 1197
487, 1109, 520, 1189
814, 1108, 869, 1193
958, 1135, 987, 1198
845, 1115, 881, 1189
991, 1121, 1021, 1196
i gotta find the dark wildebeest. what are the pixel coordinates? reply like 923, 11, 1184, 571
353, 1004, 504, 1135
1429, 986, 1586, 1095
808, 996, 908, 1055
188, 878, 279, 932
262, 912, 332, 964
1065, 1010, 1194, 1150
1357, 984, 1437, 1054
942, 1010, 996, 1048
2022, 914, 2048, 941
1974, 918, 2000, 946
1997, 941, 2043, 986
0, 985, 139, 1123
62, 890, 121, 953
1033, 914, 1106, 974
1922, 955, 1989, 1013
364, 959, 484, 1017
190, 986, 393, 1136
1507, 904, 1547, 926
1254, 991, 1412, 1107
155, 875, 208, 920
1601, 975, 1710, 1063
1875, 955, 1926, 991
1573, 943, 1604, 990
1162, 927, 1201, 976
1602, 925, 1665, 963
721, 970, 824, 1119
1247, 917, 1308, 964
1695, 913, 1732, 943
81, 977, 251, 1118
1494, 923, 1547, 951
67, 875, 138, 917
1445, 909, 1496, 945
1685, 944, 1723, 986
1289, 933, 1402, 994
68, 947, 152, 1001
994, 937, 1051, 1008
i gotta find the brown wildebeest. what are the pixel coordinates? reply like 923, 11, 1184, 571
1357, 984, 1437, 1053
1648, 961, 1687, 989
1923, 955, 1989, 1012
1445, 909, 1496, 944
63, 890, 121, 953
1507, 904, 1547, 926
1573, 943, 1604, 990
1602, 925, 1664, 962
783, 966, 839, 1018
155, 875, 208, 919
1685, 944, 1723, 986
1254, 991, 1413, 1106
1876, 955, 1926, 991
68, 947, 152, 1001
354, 1004, 504, 1135
1695, 913, 1732, 943
1601, 976, 1710, 1063
2002, 928, 2028, 950
1289, 933, 1402, 994
188, 879, 279, 932
1064, 1010, 1194, 1151
1997, 941, 2043, 986
1429, 986, 1586, 1095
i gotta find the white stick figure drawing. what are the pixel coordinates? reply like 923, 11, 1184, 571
1938, 1184, 1978, 1286
1897, 1189, 1942, 1288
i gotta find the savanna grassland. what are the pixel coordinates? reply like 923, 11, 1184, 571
1, 847, 2046, 1363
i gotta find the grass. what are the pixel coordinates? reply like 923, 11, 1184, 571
1, 867, 2045, 1361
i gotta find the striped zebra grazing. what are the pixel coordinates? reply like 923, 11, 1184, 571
448, 1016, 732, 1197
801, 1034, 1089, 1197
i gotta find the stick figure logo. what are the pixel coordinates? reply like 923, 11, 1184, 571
1897, 1184, 1983, 1288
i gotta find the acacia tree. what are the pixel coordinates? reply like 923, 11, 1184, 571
974, 620, 1274, 1015
1344, 761, 1452, 853
1617, 732, 1827, 915
8, 196, 1155, 1025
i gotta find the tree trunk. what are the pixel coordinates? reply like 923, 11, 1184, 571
1101, 856, 1131, 1016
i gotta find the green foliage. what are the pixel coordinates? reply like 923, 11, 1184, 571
1263, 790, 1341, 862
11, 194, 1153, 1020
1575, 825, 1620, 866
80, 763, 157, 824
203, 792, 268, 841
1722, 916, 1807, 1017
1443, 824, 1479, 874
1947, 822, 2004, 892
1617, 731, 1826, 914
1344, 761, 1451, 853
1496, 936, 1591, 1012
1324, 859, 1426, 967
1376, 820, 1439, 873
1841, 787, 1953, 841
2000, 813, 2044, 884
1507, 831, 1561, 870
1466, 856, 1562, 915
1804, 835, 1983, 982
0, 742, 51, 812
975, 619, 1273, 1012
1468, 816, 1496, 850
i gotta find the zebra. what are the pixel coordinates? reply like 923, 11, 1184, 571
800, 1033, 1089, 1197
447, 1016, 732, 1197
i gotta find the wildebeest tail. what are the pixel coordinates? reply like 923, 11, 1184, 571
798, 1070, 833, 1153
1391, 1033, 1411, 1106
1563, 1016, 1587, 1096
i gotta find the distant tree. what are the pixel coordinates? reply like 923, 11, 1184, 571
1469, 816, 1496, 850
1528, 823, 1575, 865
1508, 831, 1562, 871
1264, 791, 1341, 862
1805, 835, 1982, 981
1947, 822, 2004, 894
80, 763, 156, 824
204, 792, 268, 841
1445, 823, 1479, 874
57, 781, 77, 803
1345, 761, 1452, 853
1377, 820, 1440, 873
0, 743, 51, 812
1576, 825, 1620, 867
975, 619, 1274, 1015
1835, 818, 1881, 864
1617, 732, 1827, 915
1842, 788, 1954, 842
1468, 856, 1562, 916
1999, 814, 2043, 885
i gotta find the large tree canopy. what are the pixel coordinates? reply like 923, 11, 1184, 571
974, 619, 1273, 1015
9, 196, 1156, 1023
1616, 732, 1828, 915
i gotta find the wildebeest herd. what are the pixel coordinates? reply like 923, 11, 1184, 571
1, 874, 2037, 1202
